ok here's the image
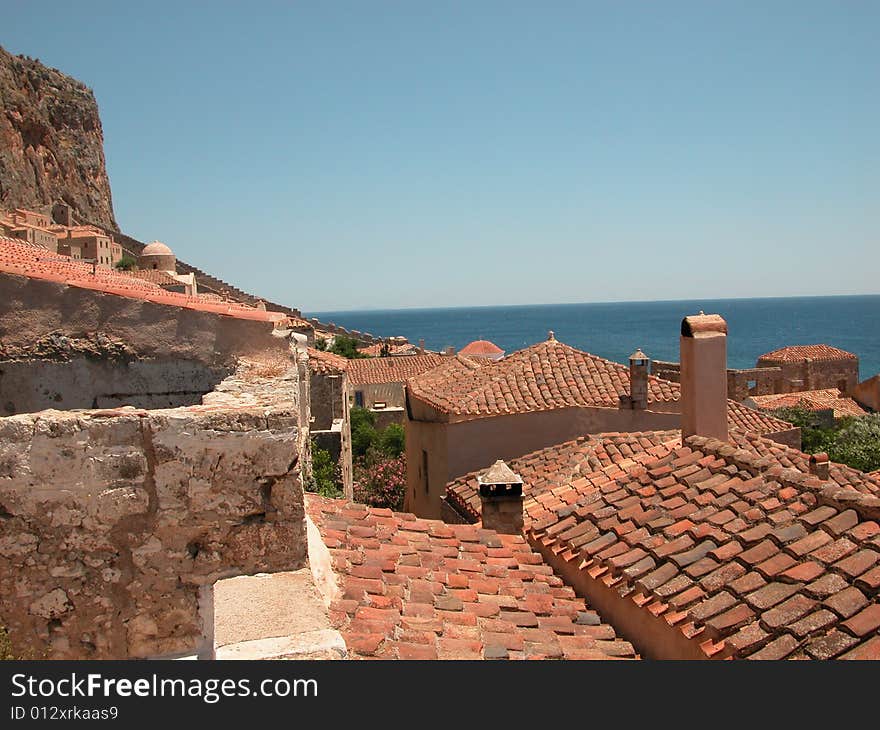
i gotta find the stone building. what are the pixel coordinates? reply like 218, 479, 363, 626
57, 225, 122, 267
405, 330, 798, 520
138, 240, 177, 271
756, 345, 859, 394
347, 353, 445, 427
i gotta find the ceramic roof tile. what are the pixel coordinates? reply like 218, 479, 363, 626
348, 354, 446, 386
407, 337, 794, 438
521, 432, 880, 660
305, 494, 637, 660
757, 345, 858, 363
0, 236, 301, 326
308, 348, 349, 374
749, 389, 867, 419
459, 340, 505, 356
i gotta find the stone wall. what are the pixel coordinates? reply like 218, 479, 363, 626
0, 357, 230, 415
652, 360, 784, 401
755, 356, 860, 395
0, 272, 289, 369
0, 404, 308, 660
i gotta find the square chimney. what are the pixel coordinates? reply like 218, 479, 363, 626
478, 460, 524, 534
680, 313, 729, 442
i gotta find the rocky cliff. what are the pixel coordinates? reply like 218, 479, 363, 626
0, 46, 117, 229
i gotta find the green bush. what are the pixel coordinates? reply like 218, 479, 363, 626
114, 255, 137, 271
314, 338, 327, 351
308, 446, 342, 498
329, 335, 369, 359
350, 408, 405, 461
771, 407, 880, 473
377, 423, 405, 458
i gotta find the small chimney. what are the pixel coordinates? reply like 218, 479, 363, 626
620, 348, 649, 410
444, 345, 456, 356
419, 338, 426, 353
680, 313, 728, 441
809, 452, 830, 480
478, 460, 524, 534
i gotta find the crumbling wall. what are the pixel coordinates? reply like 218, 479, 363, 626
0, 272, 288, 368
0, 357, 230, 415
0, 405, 307, 659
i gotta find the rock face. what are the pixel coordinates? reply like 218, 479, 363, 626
0, 46, 116, 229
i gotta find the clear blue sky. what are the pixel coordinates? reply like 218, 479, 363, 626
5, 2, 879, 311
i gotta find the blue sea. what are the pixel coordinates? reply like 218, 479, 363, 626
308, 296, 880, 380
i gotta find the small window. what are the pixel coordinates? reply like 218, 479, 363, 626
422, 450, 429, 494
355, 391, 364, 407
373, 401, 386, 409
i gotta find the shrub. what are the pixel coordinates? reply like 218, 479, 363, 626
353, 455, 406, 511
114, 255, 137, 271
377, 423, 405, 458
771, 407, 880, 473
314, 338, 327, 351
329, 335, 369, 359
308, 445, 342, 498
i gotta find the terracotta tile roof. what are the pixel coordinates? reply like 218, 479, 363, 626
407, 338, 680, 418
750, 389, 868, 420
305, 494, 637, 660
308, 348, 349, 375
348, 354, 446, 386
406, 337, 794, 436
726, 399, 796, 436
0, 236, 295, 326
459, 339, 504, 356
356, 343, 422, 357
758, 345, 858, 363
447, 431, 681, 523
448, 428, 880, 526
523, 432, 880, 659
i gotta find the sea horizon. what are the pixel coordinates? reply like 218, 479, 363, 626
308, 293, 880, 381
309, 292, 880, 317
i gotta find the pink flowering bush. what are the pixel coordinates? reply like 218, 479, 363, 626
353, 455, 406, 511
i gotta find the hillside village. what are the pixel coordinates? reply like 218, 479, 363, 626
2, 47, 880, 663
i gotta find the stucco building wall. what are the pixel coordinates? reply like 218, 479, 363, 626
405, 405, 681, 519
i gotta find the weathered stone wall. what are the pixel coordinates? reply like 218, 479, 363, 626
0, 357, 230, 415
308, 370, 352, 497
653, 360, 784, 401
0, 272, 289, 369
756, 356, 860, 394
0, 405, 308, 660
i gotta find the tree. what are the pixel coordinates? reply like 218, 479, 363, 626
115, 255, 137, 271
351, 406, 378, 459
329, 335, 369, 359
771, 407, 880, 473
770, 406, 835, 454
377, 423, 405, 458
826, 415, 880, 473
308, 445, 342, 498
314, 337, 327, 351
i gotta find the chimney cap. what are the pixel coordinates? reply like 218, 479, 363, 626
547, 330, 556, 341
681, 313, 728, 338
630, 348, 649, 362
478, 459, 523, 498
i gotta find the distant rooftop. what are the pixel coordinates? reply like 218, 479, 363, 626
758, 345, 858, 363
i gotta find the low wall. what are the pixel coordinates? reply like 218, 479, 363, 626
0, 272, 288, 369
0, 357, 230, 415
0, 405, 307, 660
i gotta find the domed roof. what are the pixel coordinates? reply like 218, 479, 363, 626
141, 241, 174, 256
460, 339, 504, 356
